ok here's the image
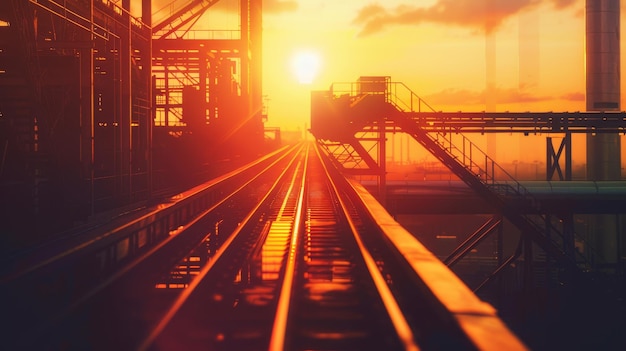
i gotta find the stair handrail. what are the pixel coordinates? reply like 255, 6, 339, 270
152, 0, 187, 27
152, 0, 203, 32
324, 79, 594, 268
387, 81, 437, 113
398, 111, 594, 268
385, 82, 537, 199
385, 82, 594, 269
152, 0, 222, 38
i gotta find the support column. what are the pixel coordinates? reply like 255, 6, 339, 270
200, 52, 208, 124
248, 0, 264, 150
240, 0, 249, 108
250, 0, 263, 120
121, 0, 132, 203
586, 0, 621, 269
586, 0, 621, 180
142, 0, 153, 199
378, 118, 386, 206
546, 133, 572, 181
80, 0, 95, 215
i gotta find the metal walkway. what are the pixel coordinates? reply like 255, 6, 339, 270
310, 77, 626, 288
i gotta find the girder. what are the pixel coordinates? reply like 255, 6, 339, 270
311, 77, 613, 284
153, 39, 243, 53
400, 111, 626, 134
313, 84, 626, 137
152, 0, 222, 39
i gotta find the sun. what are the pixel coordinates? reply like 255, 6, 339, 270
291, 50, 321, 85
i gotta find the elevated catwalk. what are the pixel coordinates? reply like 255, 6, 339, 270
310, 76, 625, 287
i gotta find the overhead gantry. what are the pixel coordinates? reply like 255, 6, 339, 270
310, 76, 626, 291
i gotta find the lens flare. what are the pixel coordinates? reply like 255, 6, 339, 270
291, 50, 321, 84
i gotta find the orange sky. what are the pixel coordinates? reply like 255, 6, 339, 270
259, 0, 626, 169
262, 0, 600, 132
140, 0, 620, 130
139, 0, 624, 167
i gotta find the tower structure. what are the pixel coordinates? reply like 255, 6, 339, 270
0, 0, 266, 246
0, 0, 153, 239
586, 0, 622, 268
586, 0, 621, 180
151, 0, 265, 186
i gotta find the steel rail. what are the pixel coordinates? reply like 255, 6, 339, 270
5, 146, 299, 349
345, 178, 528, 350
268, 143, 309, 351
47, 146, 300, 326
137, 143, 306, 351
315, 143, 420, 351
2, 145, 293, 282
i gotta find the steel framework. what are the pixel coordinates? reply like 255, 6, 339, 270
310, 77, 626, 292
0, 0, 265, 246
0, 0, 152, 239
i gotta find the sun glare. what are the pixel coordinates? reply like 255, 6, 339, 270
291, 50, 321, 84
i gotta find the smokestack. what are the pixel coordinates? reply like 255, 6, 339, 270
586, 0, 621, 180
585, 0, 621, 269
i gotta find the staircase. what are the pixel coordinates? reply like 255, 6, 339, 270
308, 77, 592, 282
376, 84, 585, 274
152, 0, 222, 39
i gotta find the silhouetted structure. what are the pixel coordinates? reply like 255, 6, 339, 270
0, 0, 266, 247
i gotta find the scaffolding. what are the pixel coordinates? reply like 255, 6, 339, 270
0, 0, 265, 244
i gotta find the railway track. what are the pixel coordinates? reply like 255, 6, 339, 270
282, 145, 412, 351
138, 143, 417, 351
2, 142, 526, 350
1, 144, 300, 349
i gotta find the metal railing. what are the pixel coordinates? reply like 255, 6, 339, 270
329, 78, 436, 113
385, 81, 592, 269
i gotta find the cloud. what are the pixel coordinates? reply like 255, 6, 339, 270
551, 0, 578, 9
264, 0, 298, 14
560, 92, 585, 101
423, 87, 555, 106
353, 0, 579, 37
424, 88, 485, 106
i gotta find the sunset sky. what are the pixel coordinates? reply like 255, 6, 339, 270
263, 0, 599, 131
143, 0, 625, 166
260, 0, 626, 167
